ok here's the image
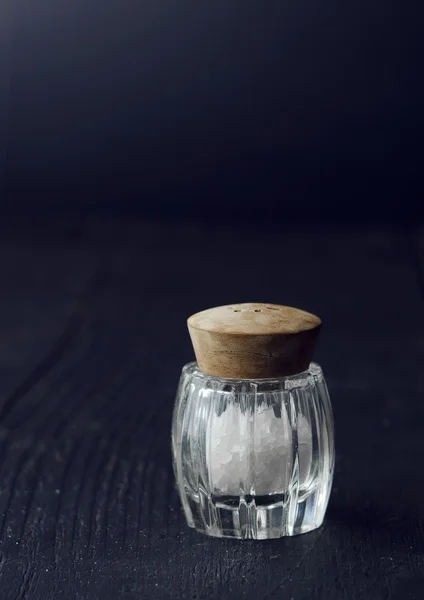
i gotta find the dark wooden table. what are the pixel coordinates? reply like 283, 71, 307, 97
0, 218, 423, 599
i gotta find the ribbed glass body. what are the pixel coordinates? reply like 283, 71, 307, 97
172, 362, 334, 540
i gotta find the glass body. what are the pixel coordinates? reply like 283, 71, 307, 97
172, 362, 334, 540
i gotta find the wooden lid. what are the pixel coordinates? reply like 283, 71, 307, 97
187, 303, 321, 379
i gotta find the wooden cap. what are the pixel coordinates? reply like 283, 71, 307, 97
187, 303, 321, 379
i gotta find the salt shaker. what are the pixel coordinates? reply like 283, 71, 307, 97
172, 303, 334, 539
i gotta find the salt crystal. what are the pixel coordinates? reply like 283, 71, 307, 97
208, 396, 312, 496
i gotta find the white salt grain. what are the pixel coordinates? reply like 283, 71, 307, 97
208, 397, 312, 496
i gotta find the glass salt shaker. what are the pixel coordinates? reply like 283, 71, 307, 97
172, 303, 334, 540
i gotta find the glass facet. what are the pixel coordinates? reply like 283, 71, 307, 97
172, 362, 334, 540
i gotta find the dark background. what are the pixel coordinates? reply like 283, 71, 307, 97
1, 3, 424, 600
1, 0, 423, 221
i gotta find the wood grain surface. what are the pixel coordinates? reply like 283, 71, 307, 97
188, 303, 321, 378
0, 218, 423, 599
